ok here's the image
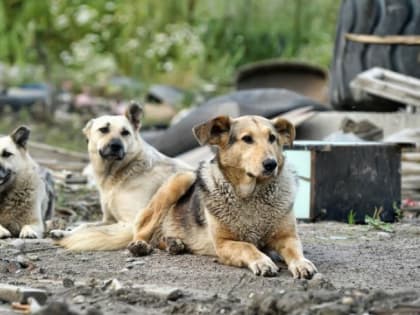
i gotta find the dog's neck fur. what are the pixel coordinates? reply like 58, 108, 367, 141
0, 165, 38, 222
92, 152, 149, 190
198, 158, 297, 246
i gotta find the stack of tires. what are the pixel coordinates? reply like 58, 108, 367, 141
330, 0, 420, 111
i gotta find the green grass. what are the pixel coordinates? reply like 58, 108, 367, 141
365, 207, 394, 233
347, 210, 356, 225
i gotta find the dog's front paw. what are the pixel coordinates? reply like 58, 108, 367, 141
19, 226, 39, 239
164, 237, 186, 255
248, 255, 279, 277
128, 240, 153, 257
50, 229, 69, 240
0, 225, 12, 238
288, 258, 317, 279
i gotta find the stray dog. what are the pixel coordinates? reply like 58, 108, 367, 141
0, 126, 53, 238
129, 115, 317, 278
52, 102, 191, 251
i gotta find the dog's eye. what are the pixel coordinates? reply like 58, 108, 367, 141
121, 129, 130, 137
268, 134, 276, 143
98, 127, 109, 134
241, 135, 253, 144
2, 150, 13, 158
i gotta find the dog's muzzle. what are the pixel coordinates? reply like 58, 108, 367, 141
99, 138, 125, 160
0, 166, 11, 185
262, 158, 278, 176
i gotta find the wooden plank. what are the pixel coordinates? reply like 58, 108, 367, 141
402, 152, 420, 162
402, 162, 420, 175
351, 67, 420, 107
346, 33, 420, 45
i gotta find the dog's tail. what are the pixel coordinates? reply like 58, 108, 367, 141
58, 223, 133, 251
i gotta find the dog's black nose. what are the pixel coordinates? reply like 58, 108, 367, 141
263, 159, 277, 172
109, 139, 123, 152
0, 165, 6, 178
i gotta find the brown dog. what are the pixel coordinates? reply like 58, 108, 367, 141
128, 115, 317, 278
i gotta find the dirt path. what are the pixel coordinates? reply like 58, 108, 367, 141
1, 222, 420, 314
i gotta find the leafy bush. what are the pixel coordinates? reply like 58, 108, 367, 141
0, 0, 340, 91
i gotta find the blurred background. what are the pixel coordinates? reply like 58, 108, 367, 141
0, 0, 339, 151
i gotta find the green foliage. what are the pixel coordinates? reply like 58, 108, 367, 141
0, 0, 340, 89
365, 207, 394, 233
347, 210, 356, 225
393, 201, 403, 221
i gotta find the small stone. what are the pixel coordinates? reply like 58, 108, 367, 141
73, 295, 85, 304
86, 308, 104, 315
27, 254, 40, 261
10, 239, 25, 251
308, 273, 335, 290
16, 255, 29, 267
341, 296, 354, 305
0, 260, 9, 273
63, 278, 74, 288
376, 232, 392, 240
7, 261, 21, 273
125, 258, 135, 263
126, 260, 145, 269
102, 279, 123, 292
312, 303, 350, 315
142, 285, 183, 301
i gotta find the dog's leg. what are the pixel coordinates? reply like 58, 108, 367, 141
0, 224, 12, 238
163, 236, 187, 255
214, 238, 279, 276
129, 171, 196, 256
19, 203, 45, 239
19, 222, 44, 239
268, 213, 317, 279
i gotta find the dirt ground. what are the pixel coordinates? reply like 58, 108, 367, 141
1, 221, 420, 315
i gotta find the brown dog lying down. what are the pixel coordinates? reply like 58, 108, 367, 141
128, 115, 317, 278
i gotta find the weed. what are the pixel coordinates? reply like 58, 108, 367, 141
365, 207, 394, 233
347, 210, 356, 225
393, 202, 403, 222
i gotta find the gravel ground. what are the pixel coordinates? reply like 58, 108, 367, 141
1, 222, 420, 315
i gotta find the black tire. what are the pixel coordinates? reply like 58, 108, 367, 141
395, 1, 420, 77
330, 0, 419, 111
143, 89, 328, 157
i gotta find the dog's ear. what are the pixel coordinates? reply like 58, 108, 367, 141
125, 101, 144, 130
271, 117, 295, 146
193, 116, 231, 146
10, 126, 30, 149
83, 119, 93, 139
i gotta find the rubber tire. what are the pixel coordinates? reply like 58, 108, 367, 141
330, 0, 419, 111
143, 89, 327, 157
